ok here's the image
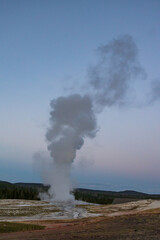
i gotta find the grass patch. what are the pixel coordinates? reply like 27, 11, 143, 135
0, 205, 60, 217
75, 204, 91, 209
0, 221, 45, 233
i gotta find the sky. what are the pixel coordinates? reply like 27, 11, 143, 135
0, 0, 160, 193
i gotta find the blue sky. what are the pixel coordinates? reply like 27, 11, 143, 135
0, 0, 160, 193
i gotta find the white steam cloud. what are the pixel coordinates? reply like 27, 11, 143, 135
45, 94, 97, 200
149, 79, 160, 103
37, 35, 150, 201
89, 35, 146, 108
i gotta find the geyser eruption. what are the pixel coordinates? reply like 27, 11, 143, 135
89, 35, 146, 107
46, 94, 97, 201
149, 79, 160, 103
39, 35, 146, 201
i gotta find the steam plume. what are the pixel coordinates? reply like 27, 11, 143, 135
149, 79, 160, 103
46, 94, 97, 200
89, 35, 146, 107
39, 35, 147, 201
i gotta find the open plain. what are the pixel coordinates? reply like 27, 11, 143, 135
0, 199, 160, 240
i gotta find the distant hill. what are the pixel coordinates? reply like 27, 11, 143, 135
75, 188, 148, 197
0, 180, 42, 200
0, 181, 44, 189
15, 182, 44, 189
74, 188, 160, 204
0, 180, 12, 186
0, 180, 160, 204
0, 180, 14, 189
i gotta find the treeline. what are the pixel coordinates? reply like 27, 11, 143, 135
0, 185, 114, 204
0, 185, 40, 200
74, 190, 113, 204
0, 181, 160, 204
73, 188, 160, 204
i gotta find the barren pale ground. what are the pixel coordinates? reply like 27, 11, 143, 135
0, 199, 160, 221
0, 199, 160, 240
0, 199, 98, 221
